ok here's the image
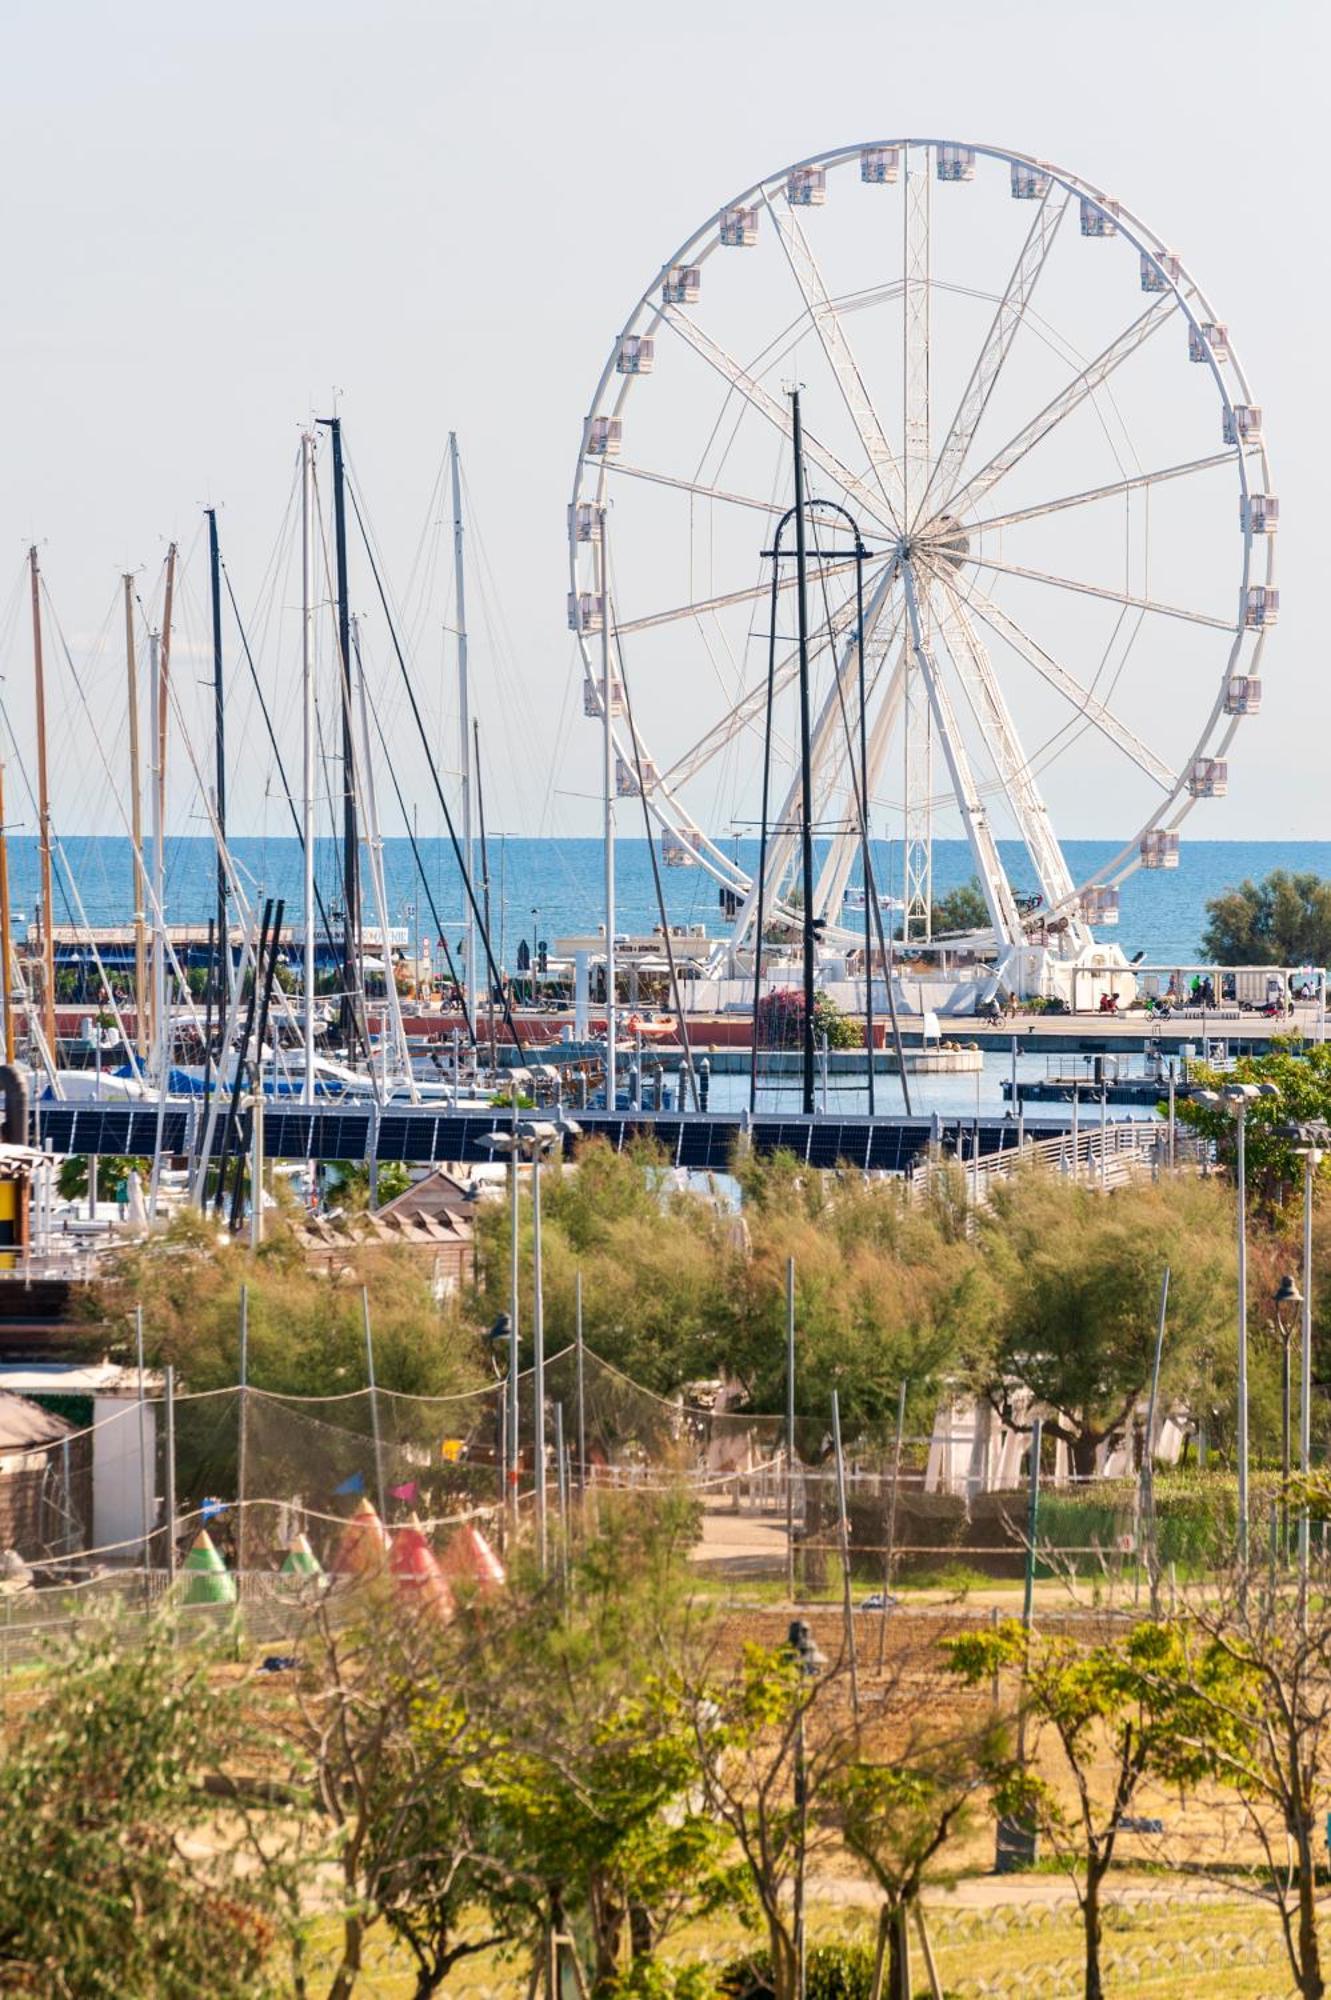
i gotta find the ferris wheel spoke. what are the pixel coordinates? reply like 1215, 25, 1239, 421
951, 573, 1177, 789
594, 459, 784, 516
963, 550, 1236, 631
730, 565, 900, 944
660, 305, 899, 536
762, 191, 905, 530
967, 451, 1234, 537
928, 570, 1080, 917
940, 294, 1177, 523
903, 149, 931, 527
901, 561, 1023, 946
614, 556, 862, 638
923, 184, 1073, 520
813, 637, 907, 923
660, 595, 862, 793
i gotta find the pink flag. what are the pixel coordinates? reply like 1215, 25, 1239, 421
390, 1481, 418, 1503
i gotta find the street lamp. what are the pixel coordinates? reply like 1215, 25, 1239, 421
1274, 1273, 1302, 1560
785, 1618, 826, 2000
1190, 1080, 1280, 1567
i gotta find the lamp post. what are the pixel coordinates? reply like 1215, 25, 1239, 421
1191, 1080, 1280, 1568
1280, 1119, 1328, 1594
1274, 1273, 1301, 1561
786, 1617, 825, 2000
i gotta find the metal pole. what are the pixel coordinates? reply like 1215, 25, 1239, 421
533, 1148, 547, 1572
363, 1286, 387, 1524
1168, 1064, 1177, 1171
598, 511, 617, 1109
575, 1267, 587, 1500
1022, 1416, 1043, 1633
786, 1257, 796, 1599
1301, 1151, 1315, 1593
164, 1364, 177, 1584
854, 538, 874, 1117
237, 1284, 249, 1578
830, 1389, 860, 1725
790, 391, 817, 1119
1141, 1267, 1170, 1604
1236, 1104, 1250, 1570
135, 1304, 151, 1567
508, 1094, 520, 1519
301, 432, 317, 1104
318, 414, 362, 1054
1099, 1087, 1108, 1191
877, 1379, 907, 1673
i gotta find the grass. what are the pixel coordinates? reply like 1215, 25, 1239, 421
293, 1882, 1302, 1999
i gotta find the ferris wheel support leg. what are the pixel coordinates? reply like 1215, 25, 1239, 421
901, 561, 1023, 954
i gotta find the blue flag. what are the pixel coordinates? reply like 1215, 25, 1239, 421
333, 1472, 366, 1497
200, 1497, 228, 1521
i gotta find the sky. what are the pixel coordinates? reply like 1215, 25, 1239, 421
0, 0, 1323, 855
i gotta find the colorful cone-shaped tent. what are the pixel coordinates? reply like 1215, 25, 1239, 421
180, 1529, 238, 1606
330, 1497, 391, 1578
279, 1534, 323, 1579
389, 1517, 454, 1622
440, 1522, 506, 1595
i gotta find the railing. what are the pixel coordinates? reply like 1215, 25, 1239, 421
908, 1119, 1185, 1208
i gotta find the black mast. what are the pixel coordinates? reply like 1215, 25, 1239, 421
318, 415, 361, 1051
791, 390, 817, 1118
206, 509, 227, 998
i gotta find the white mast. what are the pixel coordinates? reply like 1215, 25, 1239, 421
149, 627, 166, 1086
449, 433, 476, 1035
352, 615, 416, 1099
301, 431, 317, 1105
599, 508, 616, 1106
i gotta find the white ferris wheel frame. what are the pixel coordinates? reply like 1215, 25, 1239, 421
567, 137, 1275, 973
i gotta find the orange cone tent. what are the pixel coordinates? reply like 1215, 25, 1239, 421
389, 1517, 455, 1622
329, 1496, 391, 1578
440, 1521, 506, 1596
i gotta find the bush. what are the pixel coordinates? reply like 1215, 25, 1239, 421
719, 1943, 877, 2000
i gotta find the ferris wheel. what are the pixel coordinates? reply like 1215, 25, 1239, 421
567, 139, 1275, 987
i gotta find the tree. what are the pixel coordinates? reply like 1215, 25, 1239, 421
57, 1153, 148, 1202
1202, 870, 1331, 967
688, 1642, 852, 2000
329, 1159, 412, 1211
969, 1173, 1235, 1477
279, 1588, 516, 2000
929, 876, 990, 936
1173, 1042, 1331, 1215
0, 1620, 287, 1997
947, 1618, 1235, 2000
755, 988, 860, 1052
470, 1492, 731, 1996
1160, 1560, 1331, 2000
827, 1714, 1013, 2000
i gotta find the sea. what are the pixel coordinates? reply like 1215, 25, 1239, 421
14, 834, 1327, 968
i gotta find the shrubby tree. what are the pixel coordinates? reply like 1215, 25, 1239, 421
947, 1618, 1235, 2000
0, 1620, 288, 1998
968, 1173, 1235, 1476
1202, 870, 1331, 967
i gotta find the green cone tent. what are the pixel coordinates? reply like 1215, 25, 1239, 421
181, 1529, 238, 1606
280, 1534, 323, 1579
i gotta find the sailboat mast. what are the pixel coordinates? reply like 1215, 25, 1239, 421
319, 415, 360, 1052
0, 751, 13, 1064
124, 575, 148, 1064
153, 542, 177, 1086
597, 514, 617, 1108
474, 718, 496, 1069
28, 548, 57, 1060
301, 433, 317, 1105
448, 433, 477, 1033
206, 509, 227, 1001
